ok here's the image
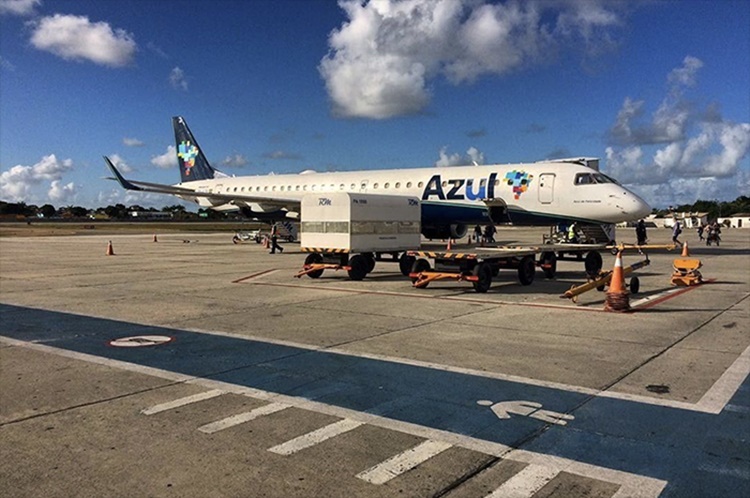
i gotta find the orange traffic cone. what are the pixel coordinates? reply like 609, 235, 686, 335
153, 234, 158, 242
106, 240, 115, 256
446, 238, 453, 251
681, 240, 689, 257
604, 250, 630, 312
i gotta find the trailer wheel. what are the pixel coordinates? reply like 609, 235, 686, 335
362, 252, 376, 273
232, 235, 240, 244
399, 253, 416, 276
410, 258, 431, 285
518, 255, 536, 286
540, 251, 557, 279
304, 253, 324, 279
348, 254, 368, 281
584, 251, 603, 279
629, 276, 640, 294
472, 263, 493, 293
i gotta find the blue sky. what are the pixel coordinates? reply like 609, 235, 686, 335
1, 0, 749, 210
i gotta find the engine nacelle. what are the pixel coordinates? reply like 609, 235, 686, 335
421, 223, 468, 240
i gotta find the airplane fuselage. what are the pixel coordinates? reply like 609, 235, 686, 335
177, 160, 650, 226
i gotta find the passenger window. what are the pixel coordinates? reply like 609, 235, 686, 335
384, 182, 390, 189
395, 182, 401, 188
373, 183, 379, 189
407, 182, 412, 188
418, 182, 423, 188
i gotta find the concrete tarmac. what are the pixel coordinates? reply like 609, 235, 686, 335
1, 227, 748, 497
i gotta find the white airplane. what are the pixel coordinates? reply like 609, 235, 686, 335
104, 116, 651, 240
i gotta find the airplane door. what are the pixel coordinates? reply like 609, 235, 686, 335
538, 174, 555, 204
360, 180, 368, 192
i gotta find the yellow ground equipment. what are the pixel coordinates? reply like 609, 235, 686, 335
671, 258, 703, 286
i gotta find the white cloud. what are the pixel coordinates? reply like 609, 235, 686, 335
0, 0, 40, 16
169, 66, 188, 91
48, 180, 77, 203
123, 137, 144, 147
434, 146, 485, 167
29, 14, 136, 67
668, 55, 703, 88
108, 154, 133, 173
151, 145, 177, 169
0, 154, 73, 202
604, 55, 750, 206
221, 154, 249, 168
320, 0, 626, 119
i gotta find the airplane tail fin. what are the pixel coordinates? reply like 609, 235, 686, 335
172, 116, 219, 183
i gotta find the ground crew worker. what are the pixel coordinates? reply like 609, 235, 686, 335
269, 225, 284, 254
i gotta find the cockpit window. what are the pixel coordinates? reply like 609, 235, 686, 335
574, 173, 618, 185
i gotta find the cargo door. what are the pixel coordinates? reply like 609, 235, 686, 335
538, 173, 555, 204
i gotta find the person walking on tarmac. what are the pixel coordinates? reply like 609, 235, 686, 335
473, 224, 482, 244
269, 225, 284, 254
635, 219, 647, 246
671, 220, 683, 247
484, 224, 496, 243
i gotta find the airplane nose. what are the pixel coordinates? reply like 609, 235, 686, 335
632, 193, 652, 219
608, 189, 652, 222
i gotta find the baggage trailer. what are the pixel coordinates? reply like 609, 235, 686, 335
296, 193, 421, 280
407, 244, 608, 293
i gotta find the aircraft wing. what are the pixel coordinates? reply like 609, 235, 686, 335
103, 156, 301, 210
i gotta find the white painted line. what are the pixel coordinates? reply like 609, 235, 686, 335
268, 419, 363, 455
197, 402, 289, 434
174, 325, 721, 414
356, 440, 452, 485
1, 336, 668, 498
696, 344, 750, 414
486, 464, 559, 498
141, 389, 225, 415
508, 450, 667, 498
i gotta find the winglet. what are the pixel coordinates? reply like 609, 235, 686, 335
103, 156, 142, 191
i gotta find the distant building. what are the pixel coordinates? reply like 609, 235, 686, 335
719, 213, 750, 228
662, 212, 709, 229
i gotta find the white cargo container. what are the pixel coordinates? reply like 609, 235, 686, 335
297, 193, 421, 280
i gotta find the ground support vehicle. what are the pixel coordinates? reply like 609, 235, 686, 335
295, 193, 421, 281
232, 230, 262, 244
406, 243, 607, 293
560, 244, 676, 302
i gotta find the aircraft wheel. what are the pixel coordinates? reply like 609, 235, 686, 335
410, 258, 431, 285
518, 255, 536, 286
584, 251, 603, 279
304, 253, 324, 279
399, 253, 416, 276
347, 254, 368, 281
629, 276, 640, 294
540, 251, 557, 279
472, 263, 493, 293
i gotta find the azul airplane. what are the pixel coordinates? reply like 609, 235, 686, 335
105, 116, 651, 240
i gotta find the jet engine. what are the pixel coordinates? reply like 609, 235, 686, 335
421, 224, 468, 240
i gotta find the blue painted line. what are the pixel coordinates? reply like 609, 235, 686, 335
1, 303, 748, 496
